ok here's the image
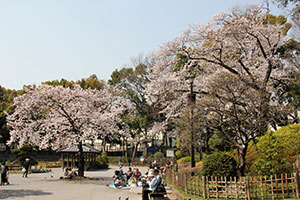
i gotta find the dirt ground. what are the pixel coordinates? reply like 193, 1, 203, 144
0, 166, 148, 200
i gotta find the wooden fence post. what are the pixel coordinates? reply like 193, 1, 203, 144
215, 176, 219, 199
234, 176, 239, 199
271, 175, 274, 200
202, 176, 207, 199
294, 170, 300, 198
184, 173, 188, 194
246, 177, 251, 200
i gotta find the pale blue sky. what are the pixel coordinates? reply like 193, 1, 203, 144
0, 0, 281, 89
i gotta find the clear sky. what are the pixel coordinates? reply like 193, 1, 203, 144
0, 0, 281, 90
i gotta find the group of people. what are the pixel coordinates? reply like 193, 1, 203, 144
113, 167, 142, 187
113, 160, 166, 200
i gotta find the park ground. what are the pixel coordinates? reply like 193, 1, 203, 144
0, 166, 162, 200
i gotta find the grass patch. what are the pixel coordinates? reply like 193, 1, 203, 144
164, 176, 204, 199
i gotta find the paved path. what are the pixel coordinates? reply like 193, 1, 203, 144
0, 166, 148, 200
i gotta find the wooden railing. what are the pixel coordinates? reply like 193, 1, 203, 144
165, 170, 300, 199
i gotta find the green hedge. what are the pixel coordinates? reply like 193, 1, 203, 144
108, 156, 127, 164
88, 152, 109, 170
201, 152, 237, 177
177, 156, 200, 163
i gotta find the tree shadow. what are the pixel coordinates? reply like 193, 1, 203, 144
0, 189, 52, 199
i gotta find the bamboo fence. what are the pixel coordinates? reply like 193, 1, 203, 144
165, 170, 300, 199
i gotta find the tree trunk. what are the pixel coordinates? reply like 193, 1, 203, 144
125, 138, 128, 159
5, 144, 11, 153
132, 142, 139, 159
143, 141, 148, 157
103, 137, 106, 152
237, 144, 248, 176
122, 137, 125, 157
169, 137, 173, 148
78, 142, 85, 177
160, 133, 166, 152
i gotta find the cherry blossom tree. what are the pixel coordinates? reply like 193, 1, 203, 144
146, 5, 292, 175
7, 84, 129, 176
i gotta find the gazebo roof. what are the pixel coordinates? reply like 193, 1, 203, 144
58, 145, 101, 153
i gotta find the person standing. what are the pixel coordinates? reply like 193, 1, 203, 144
119, 156, 122, 167
1, 162, 9, 185
22, 158, 30, 178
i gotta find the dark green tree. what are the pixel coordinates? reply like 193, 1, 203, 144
109, 61, 163, 158
11, 145, 38, 165
0, 86, 24, 152
43, 74, 105, 90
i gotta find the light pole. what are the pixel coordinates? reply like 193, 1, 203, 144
187, 76, 196, 168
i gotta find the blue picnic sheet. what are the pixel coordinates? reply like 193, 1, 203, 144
109, 182, 131, 189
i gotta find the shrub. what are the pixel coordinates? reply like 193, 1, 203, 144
94, 152, 109, 169
201, 152, 237, 177
253, 130, 293, 176
177, 156, 200, 163
108, 156, 127, 165
31, 168, 51, 173
175, 150, 184, 159
88, 161, 103, 170
244, 125, 300, 176
6, 159, 22, 166
153, 152, 164, 160
100, 152, 109, 164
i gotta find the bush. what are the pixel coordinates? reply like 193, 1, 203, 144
31, 168, 51, 173
153, 152, 164, 160
175, 150, 184, 159
253, 130, 293, 176
177, 156, 200, 163
93, 152, 109, 169
108, 156, 127, 165
88, 161, 103, 170
201, 152, 237, 177
6, 159, 22, 166
244, 124, 300, 176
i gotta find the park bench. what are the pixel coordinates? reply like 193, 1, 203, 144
149, 192, 166, 200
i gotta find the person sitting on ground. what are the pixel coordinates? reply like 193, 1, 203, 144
134, 168, 142, 180
1, 162, 9, 186
70, 169, 77, 178
126, 167, 133, 182
60, 168, 70, 179
142, 169, 161, 200
60, 168, 74, 179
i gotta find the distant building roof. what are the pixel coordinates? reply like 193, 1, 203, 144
58, 145, 101, 153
